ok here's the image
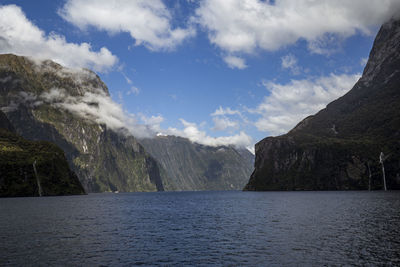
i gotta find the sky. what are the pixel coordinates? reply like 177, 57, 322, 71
1, 0, 400, 152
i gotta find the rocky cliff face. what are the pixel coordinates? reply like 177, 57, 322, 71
0, 54, 163, 192
139, 136, 254, 191
245, 18, 400, 191
0, 110, 85, 197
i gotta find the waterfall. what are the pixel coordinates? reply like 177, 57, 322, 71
379, 152, 387, 191
381, 163, 387, 191
33, 160, 43, 197
367, 162, 372, 191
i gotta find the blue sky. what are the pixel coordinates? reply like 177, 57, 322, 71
1, 0, 399, 151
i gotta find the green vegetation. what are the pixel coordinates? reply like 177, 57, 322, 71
0, 54, 163, 193
0, 115, 85, 197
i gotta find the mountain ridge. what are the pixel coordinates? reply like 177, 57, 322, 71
0, 54, 254, 193
0, 54, 163, 192
245, 18, 400, 191
139, 135, 253, 191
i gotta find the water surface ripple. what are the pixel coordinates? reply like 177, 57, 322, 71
1, 191, 400, 266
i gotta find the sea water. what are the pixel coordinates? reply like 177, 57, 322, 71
1, 191, 400, 266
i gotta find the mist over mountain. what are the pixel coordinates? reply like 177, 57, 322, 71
0, 54, 164, 192
0, 54, 254, 193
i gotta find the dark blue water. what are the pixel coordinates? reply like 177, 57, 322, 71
1, 191, 400, 266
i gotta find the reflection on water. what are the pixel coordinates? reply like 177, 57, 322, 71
1, 191, 400, 266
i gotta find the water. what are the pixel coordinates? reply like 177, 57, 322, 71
1, 191, 400, 266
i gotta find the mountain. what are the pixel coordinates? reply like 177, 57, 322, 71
139, 135, 254, 191
0, 110, 85, 197
0, 54, 163, 193
245, 18, 400, 191
0, 54, 252, 193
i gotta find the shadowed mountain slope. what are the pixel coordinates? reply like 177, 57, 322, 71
245, 18, 400, 191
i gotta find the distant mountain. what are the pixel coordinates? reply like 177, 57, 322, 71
0, 54, 163, 193
0, 110, 85, 197
0, 54, 253, 193
245, 18, 400, 191
139, 135, 254, 191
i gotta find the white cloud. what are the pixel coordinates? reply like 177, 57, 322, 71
254, 73, 361, 135
140, 114, 164, 126
211, 106, 241, 116
3, 71, 153, 138
7, 75, 250, 147
212, 116, 238, 131
138, 114, 164, 133
0, 5, 117, 72
166, 119, 252, 148
223, 55, 247, 69
55, 89, 251, 147
281, 54, 301, 75
60, 0, 196, 51
194, 0, 400, 66
281, 54, 297, 69
40, 88, 155, 137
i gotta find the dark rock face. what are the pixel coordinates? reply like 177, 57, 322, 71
0, 110, 14, 132
245, 18, 400, 191
0, 54, 163, 192
0, 110, 85, 197
139, 136, 254, 191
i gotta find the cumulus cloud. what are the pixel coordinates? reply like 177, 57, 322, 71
0, 4, 117, 72
212, 116, 239, 131
211, 106, 241, 116
253, 73, 361, 135
166, 119, 252, 148
281, 54, 301, 75
138, 114, 164, 133
223, 55, 247, 69
59, 0, 195, 51
193, 0, 400, 66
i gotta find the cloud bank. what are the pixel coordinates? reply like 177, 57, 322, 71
4, 84, 252, 148
0, 4, 117, 72
59, 0, 195, 51
166, 119, 252, 148
48, 88, 253, 148
194, 0, 400, 66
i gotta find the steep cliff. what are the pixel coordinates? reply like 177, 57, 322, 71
0, 110, 85, 197
245, 18, 400, 191
139, 136, 254, 191
0, 54, 163, 192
